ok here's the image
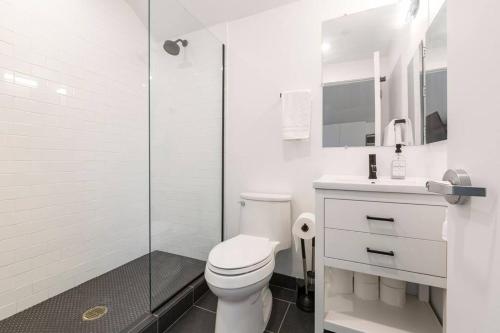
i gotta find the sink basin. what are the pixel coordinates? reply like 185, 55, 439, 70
313, 175, 432, 194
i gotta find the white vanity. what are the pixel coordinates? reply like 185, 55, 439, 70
314, 175, 447, 333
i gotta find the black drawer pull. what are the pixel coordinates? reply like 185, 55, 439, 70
366, 215, 395, 222
366, 247, 395, 256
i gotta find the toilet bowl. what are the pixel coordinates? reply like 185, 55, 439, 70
205, 193, 292, 333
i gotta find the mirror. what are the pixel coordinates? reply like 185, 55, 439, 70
322, 5, 398, 147
424, 2, 447, 143
322, 0, 448, 147
407, 43, 425, 145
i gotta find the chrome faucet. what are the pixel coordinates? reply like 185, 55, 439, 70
368, 154, 377, 180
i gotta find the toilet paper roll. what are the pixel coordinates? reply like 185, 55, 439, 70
380, 277, 406, 289
354, 273, 379, 301
354, 272, 379, 285
380, 283, 406, 307
354, 280, 379, 301
292, 212, 316, 252
328, 268, 353, 296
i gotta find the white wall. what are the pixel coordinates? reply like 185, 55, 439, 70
323, 58, 380, 83
0, 0, 148, 319
447, 0, 500, 331
150, 27, 223, 261
224, 0, 447, 277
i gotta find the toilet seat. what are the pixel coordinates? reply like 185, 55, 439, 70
206, 235, 276, 289
208, 235, 274, 275
207, 254, 273, 276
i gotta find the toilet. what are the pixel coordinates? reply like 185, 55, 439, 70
204, 192, 292, 333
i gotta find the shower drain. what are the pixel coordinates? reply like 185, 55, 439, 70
82, 306, 108, 321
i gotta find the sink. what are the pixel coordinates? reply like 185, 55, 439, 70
313, 175, 432, 194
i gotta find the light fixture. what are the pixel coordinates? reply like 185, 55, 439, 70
3, 72, 14, 83
16, 78, 38, 88
401, 0, 420, 23
322, 42, 331, 53
56, 88, 68, 95
3, 71, 37, 88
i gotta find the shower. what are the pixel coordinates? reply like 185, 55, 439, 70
163, 39, 188, 55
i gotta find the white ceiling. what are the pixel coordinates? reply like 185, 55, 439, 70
177, 0, 300, 26
427, 2, 447, 50
126, 0, 299, 39
322, 4, 403, 64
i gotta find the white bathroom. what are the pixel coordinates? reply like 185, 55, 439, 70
0, 0, 498, 333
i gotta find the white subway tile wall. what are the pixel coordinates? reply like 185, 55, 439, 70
0, 0, 149, 320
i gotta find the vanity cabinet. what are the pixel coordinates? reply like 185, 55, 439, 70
314, 176, 447, 333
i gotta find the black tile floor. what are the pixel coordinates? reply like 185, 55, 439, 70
0, 251, 205, 333
165, 284, 314, 333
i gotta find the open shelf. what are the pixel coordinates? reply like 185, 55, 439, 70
324, 294, 442, 333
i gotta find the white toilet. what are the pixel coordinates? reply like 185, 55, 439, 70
204, 192, 292, 333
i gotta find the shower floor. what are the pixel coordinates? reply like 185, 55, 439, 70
0, 251, 205, 333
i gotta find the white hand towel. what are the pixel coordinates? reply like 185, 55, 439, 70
383, 118, 414, 146
403, 118, 414, 145
394, 123, 403, 144
395, 118, 414, 146
281, 90, 311, 140
383, 119, 396, 146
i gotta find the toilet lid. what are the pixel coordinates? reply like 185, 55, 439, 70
208, 235, 273, 274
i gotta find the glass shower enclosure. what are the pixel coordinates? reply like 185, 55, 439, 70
0, 0, 223, 331
148, 0, 224, 311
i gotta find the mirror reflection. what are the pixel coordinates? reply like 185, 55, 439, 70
407, 43, 425, 144
424, 2, 447, 143
322, 0, 447, 147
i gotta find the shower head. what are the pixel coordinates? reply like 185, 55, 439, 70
163, 39, 188, 56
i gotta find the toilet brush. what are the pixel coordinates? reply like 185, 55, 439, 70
302, 238, 309, 295
296, 236, 314, 312
308, 237, 315, 292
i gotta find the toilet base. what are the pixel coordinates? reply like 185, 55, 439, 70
214, 284, 272, 333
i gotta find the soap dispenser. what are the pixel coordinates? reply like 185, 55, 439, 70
391, 144, 406, 179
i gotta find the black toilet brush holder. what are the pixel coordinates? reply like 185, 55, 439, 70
296, 274, 315, 313
296, 238, 315, 313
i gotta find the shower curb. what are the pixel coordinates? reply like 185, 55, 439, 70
126, 275, 207, 333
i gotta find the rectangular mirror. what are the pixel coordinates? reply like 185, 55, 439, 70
407, 43, 425, 145
424, 2, 447, 143
322, 0, 448, 147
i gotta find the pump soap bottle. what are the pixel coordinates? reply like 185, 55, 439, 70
391, 144, 406, 179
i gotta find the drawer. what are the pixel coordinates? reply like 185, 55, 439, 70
325, 199, 446, 241
325, 228, 447, 277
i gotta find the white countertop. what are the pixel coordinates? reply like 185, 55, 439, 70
313, 175, 434, 194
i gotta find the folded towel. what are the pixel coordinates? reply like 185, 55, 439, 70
400, 118, 414, 145
383, 120, 397, 146
281, 90, 311, 140
383, 118, 414, 146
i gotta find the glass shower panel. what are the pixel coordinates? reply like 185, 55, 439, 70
149, 0, 223, 310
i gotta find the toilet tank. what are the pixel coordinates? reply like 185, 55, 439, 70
239, 192, 292, 253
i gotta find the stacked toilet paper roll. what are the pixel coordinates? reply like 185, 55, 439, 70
326, 268, 353, 297
354, 272, 379, 300
380, 277, 406, 307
